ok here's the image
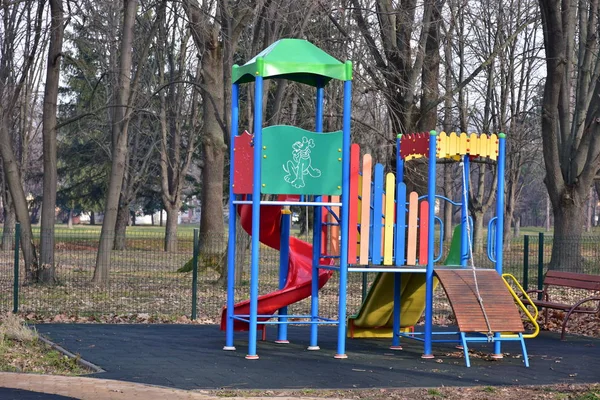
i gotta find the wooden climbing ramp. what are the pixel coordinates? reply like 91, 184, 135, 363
435, 269, 524, 333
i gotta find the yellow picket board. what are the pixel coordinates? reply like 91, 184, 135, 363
406, 191, 419, 265
469, 133, 479, 157
437, 131, 448, 158
359, 155, 372, 265
481, 133, 490, 158
384, 173, 396, 265
459, 132, 469, 156
448, 132, 457, 158
489, 133, 498, 160
381, 192, 386, 256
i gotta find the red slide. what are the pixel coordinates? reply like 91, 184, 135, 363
220, 198, 333, 331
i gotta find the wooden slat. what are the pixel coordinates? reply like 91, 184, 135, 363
371, 164, 384, 265
406, 192, 419, 265
348, 144, 360, 263
359, 155, 372, 265
435, 269, 525, 333
384, 173, 395, 265
418, 200, 429, 265
543, 271, 600, 291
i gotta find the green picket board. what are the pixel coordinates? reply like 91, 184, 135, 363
261, 125, 343, 195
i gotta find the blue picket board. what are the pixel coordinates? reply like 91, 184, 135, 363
395, 182, 407, 265
371, 163, 384, 265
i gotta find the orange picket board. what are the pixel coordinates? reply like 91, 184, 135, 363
321, 196, 329, 255
330, 195, 340, 256
359, 154, 372, 265
406, 192, 419, 265
418, 200, 429, 265
348, 144, 360, 263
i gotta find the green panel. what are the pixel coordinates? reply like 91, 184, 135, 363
232, 39, 352, 86
261, 126, 343, 195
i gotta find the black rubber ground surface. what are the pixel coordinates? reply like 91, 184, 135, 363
36, 324, 600, 390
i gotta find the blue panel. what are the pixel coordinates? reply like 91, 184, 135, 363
371, 163, 384, 265
395, 182, 407, 265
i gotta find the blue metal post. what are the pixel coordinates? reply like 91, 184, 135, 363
461, 155, 470, 267
335, 64, 352, 359
423, 130, 437, 359
224, 80, 239, 351
493, 133, 507, 357
391, 135, 403, 349
277, 208, 290, 343
247, 65, 265, 360
309, 83, 325, 350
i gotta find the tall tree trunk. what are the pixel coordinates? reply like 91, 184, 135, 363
551, 199, 586, 272
1, 191, 15, 251
113, 202, 129, 251
39, 0, 65, 284
90, 211, 95, 226
94, 0, 137, 284
165, 205, 179, 252
0, 120, 38, 281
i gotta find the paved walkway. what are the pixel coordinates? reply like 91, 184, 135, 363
0, 324, 599, 399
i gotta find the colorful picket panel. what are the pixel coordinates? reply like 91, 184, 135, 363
383, 173, 395, 265
348, 144, 360, 263
370, 164, 384, 265
359, 154, 372, 265
435, 131, 501, 160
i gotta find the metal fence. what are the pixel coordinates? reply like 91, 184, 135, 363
1, 226, 599, 324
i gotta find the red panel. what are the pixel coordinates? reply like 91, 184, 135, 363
399, 132, 430, 160
419, 201, 429, 265
233, 130, 254, 194
348, 144, 360, 264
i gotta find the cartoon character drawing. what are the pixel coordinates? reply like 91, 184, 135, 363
282, 136, 321, 188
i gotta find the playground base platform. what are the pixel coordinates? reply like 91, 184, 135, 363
36, 323, 600, 390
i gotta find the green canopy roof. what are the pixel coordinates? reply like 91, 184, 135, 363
232, 39, 352, 87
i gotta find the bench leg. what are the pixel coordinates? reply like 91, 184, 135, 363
560, 308, 577, 341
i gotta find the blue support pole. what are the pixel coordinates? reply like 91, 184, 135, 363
309, 82, 325, 350
247, 68, 264, 360
224, 81, 239, 351
493, 133, 507, 357
277, 208, 290, 344
461, 155, 470, 267
423, 130, 438, 359
335, 65, 352, 359
391, 135, 404, 349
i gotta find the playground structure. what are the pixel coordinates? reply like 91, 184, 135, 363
223, 39, 538, 367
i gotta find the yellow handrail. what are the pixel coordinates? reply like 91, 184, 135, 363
500, 273, 539, 339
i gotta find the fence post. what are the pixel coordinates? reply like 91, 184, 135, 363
523, 235, 529, 290
362, 272, 367, 303
537, 232, 544, 300
191, 229, 199, 320
13, 223, 20, 314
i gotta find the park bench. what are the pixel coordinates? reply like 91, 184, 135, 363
527, 271, 600, 340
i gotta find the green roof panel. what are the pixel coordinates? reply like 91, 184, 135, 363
232, 39, 352, 86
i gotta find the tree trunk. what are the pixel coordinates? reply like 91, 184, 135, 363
39, 0, 64, 284
550, 201, 586, 272
1, 194, 15, 251
94, 0, 137, 284
67, 209, 73, 229
113, 202, 129, 251
471, 210, 485, 255
0, 120, 37, 281
165, 205, 178, 252
198, 53, 226, 250
90, 211, 95, 225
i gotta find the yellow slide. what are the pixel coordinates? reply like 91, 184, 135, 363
348, 272, 436, 338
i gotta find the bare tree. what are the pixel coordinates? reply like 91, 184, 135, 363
538, 0, 600, 270
39, 0, 66, 283
0, 0, 44, 281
